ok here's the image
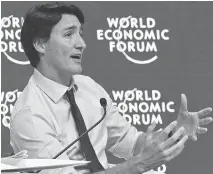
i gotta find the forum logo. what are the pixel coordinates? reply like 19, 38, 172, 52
1, 15, 29, 65
1, 90, 22, 129
97, 16, 170, 64
111, 88, 175, 126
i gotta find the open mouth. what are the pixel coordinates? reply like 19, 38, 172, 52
70, 54, 81, 60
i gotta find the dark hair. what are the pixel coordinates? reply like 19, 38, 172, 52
21, 2, 84, 68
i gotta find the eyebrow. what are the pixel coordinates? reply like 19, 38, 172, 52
63, 25, 83, 32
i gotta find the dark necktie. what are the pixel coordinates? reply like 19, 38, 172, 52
66, 88, 104, 172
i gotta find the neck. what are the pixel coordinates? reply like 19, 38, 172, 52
37, 63, 73, 87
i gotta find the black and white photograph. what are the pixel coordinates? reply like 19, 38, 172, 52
1, 1, 213, 174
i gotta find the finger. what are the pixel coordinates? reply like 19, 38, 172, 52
197, 127, 208, 134
163, 135, 188, 157
160, 127, 185, 150
165, 145, 184, 162
199, 117, 213, 126
147, 121, 157, 134
157, 121, 177, 142
192, 134, 197, 141
197, 107, 212, 118
179, 94, 187, 112
146, 122, 157, 141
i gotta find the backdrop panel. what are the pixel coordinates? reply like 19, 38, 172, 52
1, 1, 213, 174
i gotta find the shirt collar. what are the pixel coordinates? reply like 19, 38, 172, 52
32, 69, 77, 103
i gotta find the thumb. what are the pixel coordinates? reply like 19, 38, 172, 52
179, 94, 188, 112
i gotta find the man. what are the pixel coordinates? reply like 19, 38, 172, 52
10, 2, 212, 174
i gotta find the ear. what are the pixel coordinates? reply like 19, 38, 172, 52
33, 38, 46, 54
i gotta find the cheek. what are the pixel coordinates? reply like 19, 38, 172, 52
47, 38, 72, 58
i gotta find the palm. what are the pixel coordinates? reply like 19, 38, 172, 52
176, 94, 212, 141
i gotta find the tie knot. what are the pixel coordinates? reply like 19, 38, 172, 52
66, 88, 75, 103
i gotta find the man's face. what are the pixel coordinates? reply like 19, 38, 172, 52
43, 14, 86, 76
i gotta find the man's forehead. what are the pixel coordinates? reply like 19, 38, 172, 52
56, 14, 82, 29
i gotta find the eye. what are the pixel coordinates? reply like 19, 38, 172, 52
64, 32, 73, 37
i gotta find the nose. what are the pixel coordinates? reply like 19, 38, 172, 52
75, 35, 86, 51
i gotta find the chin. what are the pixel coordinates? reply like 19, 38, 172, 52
70, 67, 82, 75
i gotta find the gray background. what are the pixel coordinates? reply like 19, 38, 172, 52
1, 1, 213, 174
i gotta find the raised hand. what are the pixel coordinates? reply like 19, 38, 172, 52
132, 121, 188, 173
177, 94, 212, 141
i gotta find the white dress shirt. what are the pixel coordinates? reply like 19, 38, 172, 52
10, 69, 141, 174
